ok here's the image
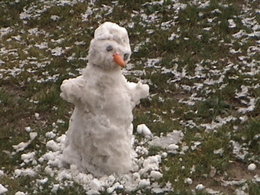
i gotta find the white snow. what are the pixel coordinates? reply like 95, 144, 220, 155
51, 47, 64, 56
46, 140, 60, 151
205, 188, 220, 194
12, 132, 37, 153
150, 171, 163, 180
24, 126, 31, 132
196, 184, 205, 190
167, 144, 179, 151
50, 15, 60, 21
45, 131, 56, 139
15, 192, 26, 195
184, 178, 193, 185
21, 152, 35, 164
0, 170, 4, 177
137, 124, 153, 137
14, 168, 37, 177
222, 179, 246, 186
0, 27, 12, 38
228, 19, 236, 28
247, 163, 256, 171
230, 140, 248, 160
138, 179, 150, 188
60, 22, 149, 177
0, 184, 8, 194
35, 113, 40, 119
149, 130, 184, 149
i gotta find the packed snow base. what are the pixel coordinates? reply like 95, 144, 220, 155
41, 128, 181, 194
9, 125, 183, 194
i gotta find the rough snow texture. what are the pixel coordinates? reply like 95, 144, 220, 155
33, 130, 173, 194
60, 22, 149, 176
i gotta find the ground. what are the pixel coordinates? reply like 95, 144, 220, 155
0, 0, 259, 194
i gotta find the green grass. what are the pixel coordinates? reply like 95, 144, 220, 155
0, 0, 259, 194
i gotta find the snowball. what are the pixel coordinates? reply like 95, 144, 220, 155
50, 15, 60, 21
184, 178, 193, 185
213, 148, 224, 155
0, 184, 8, 194
107, 182, 122, 194
46, 140, 60, 151
137, 124, 152, 137
195, 184, 205, 191
15, 192, 26, 195
45, 131, 56, 139
150, 171, 163, 180
132, 172, 140, 181
35, 113, 40, 119
161, 152, 168, 158
142, 155, 161, 172
167, 144, 179, 151
248, 163, 256, 171
25, 126, 31, 132
254, 175, 260, 183
37, 178, 48, 185
51, 184, 60, 193
21, 152, 35, 163
138, 179, 150, 188
89, 179, 102, 191
29, 132, 37, 140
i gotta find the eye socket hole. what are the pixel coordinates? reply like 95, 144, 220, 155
124, 53, 129, 61
106, 45, 113, 52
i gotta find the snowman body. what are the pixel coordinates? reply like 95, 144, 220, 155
60, 22, 149, 176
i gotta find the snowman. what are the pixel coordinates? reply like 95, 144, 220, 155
60, 22, 149, 176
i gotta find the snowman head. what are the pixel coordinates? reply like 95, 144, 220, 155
87, 22, 131, 70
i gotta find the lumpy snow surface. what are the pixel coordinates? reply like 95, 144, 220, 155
36, 127, 178, 194
60, 22, 149, 176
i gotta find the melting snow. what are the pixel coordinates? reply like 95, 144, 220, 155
0, 184, 8, 194
247, 163, 256, 171
12, 132, 37, 153
136, 124, 153, 137
10, 124, 177, 194
149, 130, 184, 149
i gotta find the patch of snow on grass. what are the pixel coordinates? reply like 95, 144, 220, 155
149, 130, 184, 149
0, 184, 8, 194
12, 132, 37, 153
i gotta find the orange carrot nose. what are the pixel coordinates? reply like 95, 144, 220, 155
113, 53, 126, 68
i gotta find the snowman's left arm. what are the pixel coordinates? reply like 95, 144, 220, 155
60, 76, 85, 105
127, 81, 149, 107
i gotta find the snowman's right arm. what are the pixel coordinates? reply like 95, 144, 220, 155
60, 76, 85, 105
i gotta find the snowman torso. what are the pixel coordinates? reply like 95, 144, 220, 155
62, 66, 135, 176
78, 66, 133, 129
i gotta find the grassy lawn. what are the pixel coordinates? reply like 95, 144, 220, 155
0, 0, 259, 194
